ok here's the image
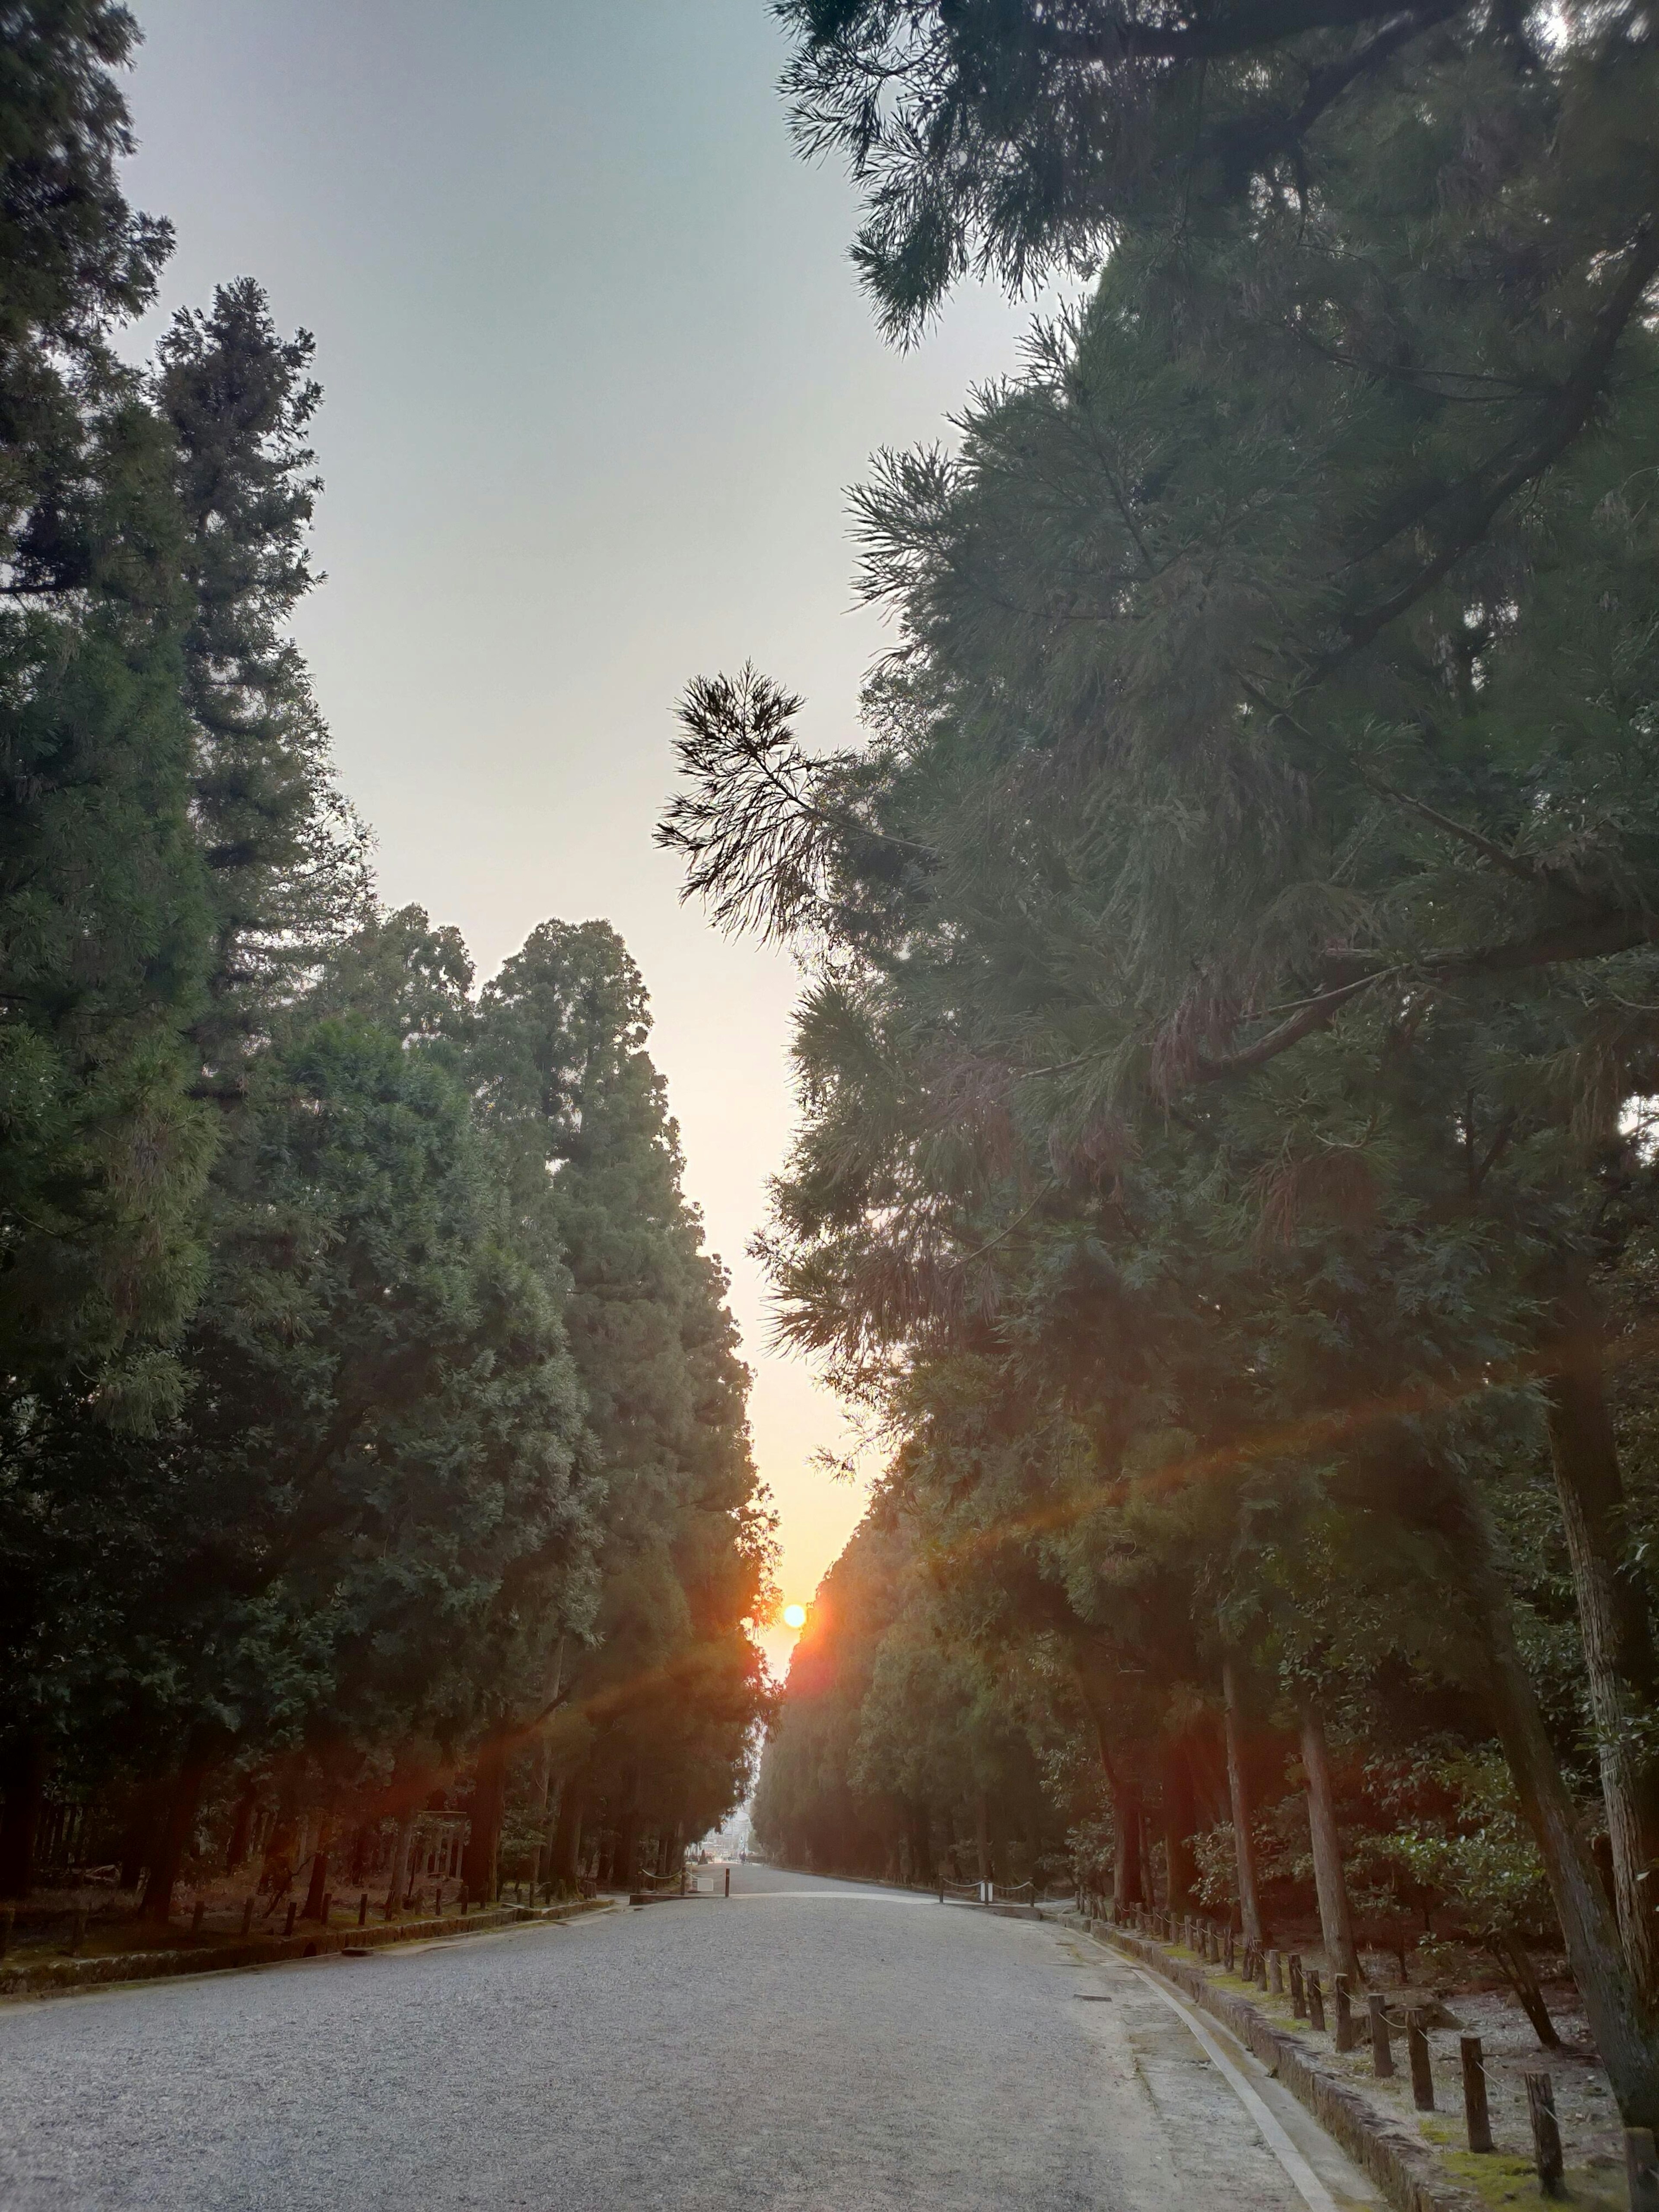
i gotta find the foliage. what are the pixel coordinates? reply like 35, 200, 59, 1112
687, 0, 1659, 2120
0, 11, 768, 1912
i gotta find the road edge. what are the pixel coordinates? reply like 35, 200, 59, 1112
1074, 1919, 1479, 2212
0, 1894, 618, 2005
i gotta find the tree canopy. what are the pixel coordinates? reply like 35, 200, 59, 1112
687, 0, 1659, 2132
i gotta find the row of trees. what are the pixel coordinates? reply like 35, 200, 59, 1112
0, 3, 769, 1920
683, 0, 1659, 2129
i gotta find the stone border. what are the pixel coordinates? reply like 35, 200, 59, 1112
0, 1893, 616, 2004
1078, 1920, 1479, 2212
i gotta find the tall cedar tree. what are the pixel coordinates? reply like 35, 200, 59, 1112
669, 0, 1659, 2125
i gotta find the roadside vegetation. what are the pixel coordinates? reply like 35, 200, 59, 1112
673, 0, 1659, 2137
0, 3, 772, 1958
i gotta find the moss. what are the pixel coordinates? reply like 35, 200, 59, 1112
1436, 2145, 1625, 2209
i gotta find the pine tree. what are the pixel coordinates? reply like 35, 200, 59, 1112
0, 1, 216, 1422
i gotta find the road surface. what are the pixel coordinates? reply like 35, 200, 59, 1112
0, 1863, 1382, 2210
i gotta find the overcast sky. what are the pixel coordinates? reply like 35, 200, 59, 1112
121, 0, 1042, 1669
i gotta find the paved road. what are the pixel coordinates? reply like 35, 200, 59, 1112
0, 1863, 1382, 2210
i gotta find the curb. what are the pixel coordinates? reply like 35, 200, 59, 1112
0, 1894, 616, 2004
1077, 1919, 1478, 2212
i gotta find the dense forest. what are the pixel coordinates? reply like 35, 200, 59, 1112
673, 0, 1659, 2138
0, 3, 771, 1927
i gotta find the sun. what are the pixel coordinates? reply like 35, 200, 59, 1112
782, 1603, 807, 1630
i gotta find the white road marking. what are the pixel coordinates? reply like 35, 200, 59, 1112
1129, 1967, 1341, 2212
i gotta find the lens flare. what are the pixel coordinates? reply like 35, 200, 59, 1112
782, 1603, 807, 1629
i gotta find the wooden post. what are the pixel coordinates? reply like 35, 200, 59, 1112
1307, 1969, 1326, 2032
356, 1891, 367, 1927
725, 1867, 731, 1898
1407, 2010, 1434, 2111
1626, 2126, 1659, 2212
1290, 1955, 1306, 2017
0, 1905, 12, 1958
241, 1895, 254, 1936
1335, 1973, 1355, 2052
1460, 2036, 1492, 2153
283, 1901, 296, 1938
1367, 1993, 1393, 2075
1523, 2072, 1563, 2194
64, 1906, 85, 1956
191, 1898, 204, 1934
1224, 1928, 1235, 1973
1269, 1948, 1284, 1996
322, 1892, 332, 1924
1255, 1945, 1268, 1991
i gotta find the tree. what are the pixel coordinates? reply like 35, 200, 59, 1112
0, 0, 216, 1424
666, 7, 1659, 2112
470, 922, 772, 1896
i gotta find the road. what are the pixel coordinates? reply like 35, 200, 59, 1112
0, 1863, 1382, 2210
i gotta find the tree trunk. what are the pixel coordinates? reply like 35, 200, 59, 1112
225, 1780, 258, 1872
0, 1734, 46, 1900
302, 1816, 332, 1920
385, 1813, 417, 1913
909, 1800, 932, 1887
462, 1733, 508, 1903
552, 1783, 585, 1886
1113, 1780, 1145, 1908
1300, 1703, 1363, 1984
118, 1783, 162, 1893
1162, 1739, 1197, 1912
614, 1768, 642, 1896
1073, 1662, 1145, 1908
1489, 1928, 1561, 2050
140, 1756, 210, 1926
1223, 1657, 1265, 1948
1545, 1287, 1659, 2007
1446, 1464, 1659, 2128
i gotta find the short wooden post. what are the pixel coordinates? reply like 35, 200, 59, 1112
725, 1867, 732, 1898
1289, 1954, 1306, 2017
1307, 1968, 1325, 2032
322, 1892, 332, 1925
1407, 2010, 1435, 2111
356, 1891, 368, 1927
1460, 2036, 1492, 2153
242, 1895, 254, 1936
1367, 1992, 1393, 2076
1334, 1974, 1355, 2052
1255, 1945, 1268, 1991
64, 1905, 86, 1956
0, 1905, 13, 1957
1626, 2126, 1659, 2212
1224, 1928, 1235, 1973
1523, 2072, 1563, 2194
1268, 1948, 1284, 1995
191, 1898, 204, 1934
283, 1901, 296, 1938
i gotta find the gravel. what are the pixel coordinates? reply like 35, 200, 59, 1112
0, 1863, 1379, 2209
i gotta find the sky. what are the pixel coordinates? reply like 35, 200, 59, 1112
120, 0, 1043, 1674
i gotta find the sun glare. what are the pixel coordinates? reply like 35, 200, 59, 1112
782, 1603, 807, 1629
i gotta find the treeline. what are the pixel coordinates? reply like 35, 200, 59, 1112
676, 0, 1659, 2134
0, 4, 769, 1919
